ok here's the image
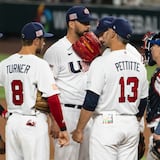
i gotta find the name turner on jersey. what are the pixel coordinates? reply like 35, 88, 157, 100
6, 64, 30, 74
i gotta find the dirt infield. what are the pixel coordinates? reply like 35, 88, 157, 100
0, 37, 151, 159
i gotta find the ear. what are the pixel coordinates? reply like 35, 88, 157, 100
33, 38, 40, 45
68, 21, 75, 29
110, 29, 116, 38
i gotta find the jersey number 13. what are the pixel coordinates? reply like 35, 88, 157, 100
119, 77, 138, 103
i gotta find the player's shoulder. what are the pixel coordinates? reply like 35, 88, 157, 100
44, 36, 68, 56
47, 36, 67, 51
90, 55, 107, 68
126, 43, 143, 60
33, 55, 49, 65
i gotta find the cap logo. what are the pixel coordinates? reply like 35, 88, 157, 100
84, 8, 90, 15
36, 30, 43, 37
69, 13, 78, 20
113, 25, 116, 30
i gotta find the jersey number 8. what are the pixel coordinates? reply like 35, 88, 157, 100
11, 80, 23, 105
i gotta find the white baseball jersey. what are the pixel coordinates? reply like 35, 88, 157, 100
101, 44, 145, 132
87, 49, 148, 160
126, 43, 144, 63
0, 53, 60, 115
103, 43, 143, 63
44, 36, 91, 160
44, 36, 87, 105
0, 53, 60, 160
87, 49, 148, 115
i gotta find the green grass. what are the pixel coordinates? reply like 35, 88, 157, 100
146, 65, 157, 81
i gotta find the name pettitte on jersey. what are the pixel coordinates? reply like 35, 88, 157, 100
115, 61, 140, 72
6, 64, 30, 74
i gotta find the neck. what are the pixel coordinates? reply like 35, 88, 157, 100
66, 31, 79, 44
110, 40, 126, 51
18, 46, 36, 55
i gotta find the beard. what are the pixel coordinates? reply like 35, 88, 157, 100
35, 47, 42, 55
75, 29, 90, 38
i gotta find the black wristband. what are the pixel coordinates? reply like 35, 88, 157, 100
0, 104, 5, 116
60, 126, 67, 131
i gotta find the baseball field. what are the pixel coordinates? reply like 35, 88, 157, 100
0, 47, 157, 160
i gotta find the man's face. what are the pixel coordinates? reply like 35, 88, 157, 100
74, 20, 90, 37
151, 44, 160, 63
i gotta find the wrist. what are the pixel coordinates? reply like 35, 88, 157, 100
60, 126, 67, 131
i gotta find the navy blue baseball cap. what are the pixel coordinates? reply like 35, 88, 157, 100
149, 39, 160, 46
0, 33, 3, 38
94, 16, 114, 36
66, 6, 96, 24
109, 18, 132, 40
21, 22, 54, 40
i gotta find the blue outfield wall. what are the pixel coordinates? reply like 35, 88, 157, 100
0, 1, 160, 41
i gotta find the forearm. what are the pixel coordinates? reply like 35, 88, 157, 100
47, 94, 66, 131
76, 108, 93, 131
76, 90, 98, 130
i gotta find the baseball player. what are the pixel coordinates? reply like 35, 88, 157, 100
142, 32, 160, 160
43, 5, 96, 160
95, 15, 145, 123
0, 22, 69, 160
95, 17, 146, 146
72, 18, 148, 160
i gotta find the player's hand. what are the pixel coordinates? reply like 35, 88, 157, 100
50, 119, 60, 139
58, 131, 70, 147
71, 129, 83, 143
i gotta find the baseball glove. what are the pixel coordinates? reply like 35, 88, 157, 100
34, 91, 50, 113
0, 135, 5, 154
138, 132, 145, 159
72, 32, 101, 63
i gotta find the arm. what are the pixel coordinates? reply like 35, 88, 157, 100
72, 108, 93, 143
136, 97, 148, 121
72, 90, 99, 143
49, 113, 60, 139
47, 94, 69, 146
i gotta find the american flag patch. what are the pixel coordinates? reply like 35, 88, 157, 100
69, 13, 78, 20
36, 30, 43, 37
84, 8, 90, 15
